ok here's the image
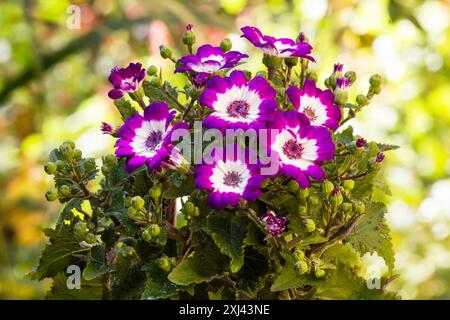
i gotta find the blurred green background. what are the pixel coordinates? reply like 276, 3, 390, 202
0, 0, 449, 299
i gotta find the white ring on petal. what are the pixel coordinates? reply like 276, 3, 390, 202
299, 95, 328, 126
130, 120, 166, 158
210, 160, 251, 194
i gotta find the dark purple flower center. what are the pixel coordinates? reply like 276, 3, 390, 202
283, 139, 304, 159
303, 106, 317, 121
227, 100, 250, 118
146, 131, 163, 150
223, 171, 243, 187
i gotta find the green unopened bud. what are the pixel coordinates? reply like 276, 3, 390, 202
334, 90, 348, 105
156, 255, 171, 273
182, 30, 196, 47
141, 228, 152, 241
322, 180, 334, 196
324, 77, 331, 89
284, 57, 298, 67
356, 94, 368, 106
104, 154, 116, 166
101, 165, 111, 175
147, 65, 158, 76
262, 54, 282, 69
344, 71, 357, 84
301, 188, 310, 198
159, 45, 173, 60
149, 185, 162, 199
45, 190, 58, 201
149, 76, 162, 88
287, 180, 299, 192
148, 224, 161, 237
59, 185, 71, 197
308, 195, 319, 206
72, 149, 82, 160
304, 219, 316, 233
83, 158, 96, 171
369, 74, 382, 87
295, 260, 309, 275
60, 140, 75, 153
343, 179, 355, 190
341, 202, 353, 213
220, 38, 232, 52
353, 202, 366, 214
315, 268, 326, 278
44, 162, 57, 175
331, 191, 343, 206
131, 196, 145, 210
294, 249, 305, 261
306, 72, 318, 82
55, 160, 65, 171
297, 205, 307, 216
371, 85, 381, 95
85, 233, 96, 244
183, 201, 196, 216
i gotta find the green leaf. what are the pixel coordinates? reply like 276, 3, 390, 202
141, 263, 177, 300
351, 171, 377, 199
205, 211, 248, 273
334, 126, 354, 147
338, 155, 353, 176
46, 272, 104, 300
162, 175, 195, 199
346, 202, 395, 272
83, 245, 108, 281
315, 264, 398, 300
377, 143, 399, 152
55, 198, 82, 231
271, 253, 323, 292
34, 225, 89, 280
142, 81, 180, 110
114, 98, 138, 121
323, 243, 361, 269
168, 243, 228, 286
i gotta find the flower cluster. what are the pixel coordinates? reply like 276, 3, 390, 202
104, 25, 372, 236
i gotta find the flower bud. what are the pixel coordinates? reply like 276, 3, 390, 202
59, 185, 71, 197
287, 180, 299, 192
331, 189, 343, 206
60, 140, 75, 153
297, 205, 307, 216
306, 72, 318, 82
353, 202, 365, 214
45, 190, 58, 202
55, 160, 65, 171
375, 152, 385, 163
294, 260, 309, 275
284, 57, 298, 67
356, 94, 368, 107
149, 76, 162, 88
304, 219, 316, 233
294, 248, 305, 261
44, 162, 57, 175
148, 224, 161, 238
315, 268, 326, 278
341, 202, 353, 213
220, 38, 232, 52
147, 185, 161, 200
182, 24, 196, 46
156, 255, 172, 273
104, 154, 116, 167
322, 180, 334, 196
369, 74, 382, 87
344, 71, 357, 84
262, 53, 282, 69
355, 138, 367, 148
159, 45, 173, 60
182, 201, 196, 216
147, 65, 158, 76
334, 90, 348, 105
73, 149, 82, 160
342, 179, 355, 190
308, 195, 319, 206
141, 228, 153, 242
131, 196, 145, 210
301, 188, 310, 198
101, 165, 111, 175
85, 233, 96, 244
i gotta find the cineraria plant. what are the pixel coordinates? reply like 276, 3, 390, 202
31, 25, 400, 300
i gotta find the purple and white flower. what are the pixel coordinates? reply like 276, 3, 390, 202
286, 80, 341, 130
114, 102, 188, 172
269, 111, 335, 188
262, 211, 286, 237
200, 70, 278, 130
175, 44, 247, 75
108, 62, 146, 100
240, 26, 315, 61
194, 149, 263, 209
